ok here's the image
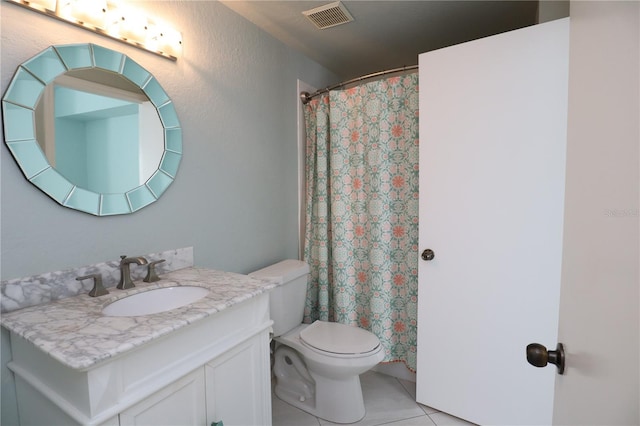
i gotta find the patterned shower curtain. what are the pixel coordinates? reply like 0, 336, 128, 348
302, 73, 419, 371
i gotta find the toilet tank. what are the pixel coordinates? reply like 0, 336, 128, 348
249, 259, 310, 337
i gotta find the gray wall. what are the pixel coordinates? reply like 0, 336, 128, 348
1, 1, 338, 277
1, 1, 338, 424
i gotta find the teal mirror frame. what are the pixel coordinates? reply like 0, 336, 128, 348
2, 43, 182, 216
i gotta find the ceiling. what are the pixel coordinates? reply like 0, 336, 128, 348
220, 1, 543, 80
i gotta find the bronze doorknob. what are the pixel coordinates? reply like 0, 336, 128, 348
526, 342, 565, 374
421, 249, 435, 261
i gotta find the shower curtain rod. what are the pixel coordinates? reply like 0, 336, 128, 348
300, 64, 418, 104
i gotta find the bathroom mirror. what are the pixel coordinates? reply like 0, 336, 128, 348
2, 43, 182, 216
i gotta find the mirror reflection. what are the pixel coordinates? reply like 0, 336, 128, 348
35, 70, 164, 194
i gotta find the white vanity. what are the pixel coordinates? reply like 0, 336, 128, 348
1, 267, 275, 426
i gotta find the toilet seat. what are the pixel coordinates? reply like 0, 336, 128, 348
300, 321, 380, 355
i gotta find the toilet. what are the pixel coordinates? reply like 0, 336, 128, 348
250, 260, 385, 424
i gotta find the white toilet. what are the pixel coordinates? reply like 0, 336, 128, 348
250, 259, 385, 424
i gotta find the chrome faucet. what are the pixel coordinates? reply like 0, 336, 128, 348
117, 255, 148, 289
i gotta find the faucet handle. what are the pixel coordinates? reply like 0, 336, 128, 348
144, 259, 166, 283
77, 273, 108, 297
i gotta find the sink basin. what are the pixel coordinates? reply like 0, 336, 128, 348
103, 286, 209, 317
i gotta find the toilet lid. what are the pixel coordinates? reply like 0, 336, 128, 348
300, 321, 380, 355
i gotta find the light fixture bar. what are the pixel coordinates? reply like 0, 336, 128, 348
6, 0, 182, 61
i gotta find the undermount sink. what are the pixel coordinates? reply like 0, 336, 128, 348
102, 286, 209, 317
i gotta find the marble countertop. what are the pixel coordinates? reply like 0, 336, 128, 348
1, 267, 276, 371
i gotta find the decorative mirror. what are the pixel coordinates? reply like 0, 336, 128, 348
2, 43, 181, 216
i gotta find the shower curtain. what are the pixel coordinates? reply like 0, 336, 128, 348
303, 73, 419, 371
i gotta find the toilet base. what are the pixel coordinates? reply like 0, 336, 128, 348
272, 322, 385, 424
273, 345, 369, 424
275, 369, 366, 424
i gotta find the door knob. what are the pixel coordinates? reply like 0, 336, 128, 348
421, 249, 435, 261
526, 343, 565, 374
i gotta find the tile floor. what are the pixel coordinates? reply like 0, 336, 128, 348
272, 371, 477, 426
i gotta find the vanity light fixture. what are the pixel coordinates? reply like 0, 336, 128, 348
6, 0, 182, 60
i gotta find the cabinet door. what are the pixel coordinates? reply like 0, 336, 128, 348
205, 332, 272, 426
119, 368, 206, 426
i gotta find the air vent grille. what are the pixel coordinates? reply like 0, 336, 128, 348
303, 1, 354, 30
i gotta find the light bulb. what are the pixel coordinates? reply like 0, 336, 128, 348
71, 0, 107, 28
117, 6, 148, 45
23, 0, 56, 12
157, 25, 182, 57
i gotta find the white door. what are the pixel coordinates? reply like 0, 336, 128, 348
416, 19, 570, 425
553, 2, 639, 425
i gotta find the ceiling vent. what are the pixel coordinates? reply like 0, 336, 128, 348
302, 1, 354, 30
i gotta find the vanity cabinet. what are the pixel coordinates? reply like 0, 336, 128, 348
7, 290, 273, 426
119, 368, 206, 426
118, 331, 271, 426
